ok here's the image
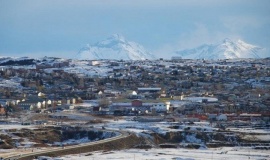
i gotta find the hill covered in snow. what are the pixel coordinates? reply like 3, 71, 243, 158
77, 34, 155, 60
175, 38, 263, 59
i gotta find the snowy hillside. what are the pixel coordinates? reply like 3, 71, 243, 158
77, 34, 155, 60
175, 38, 262, 59
0, 57, 35, 66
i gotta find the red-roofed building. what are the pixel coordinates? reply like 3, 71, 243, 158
131, 100, 143, 107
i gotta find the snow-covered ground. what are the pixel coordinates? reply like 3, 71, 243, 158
53, 130, 120, 146
94, 118, 217, 136
0, 77, 23, 89
56, 147, 269, 160
0, 124, 37, 130
227, 127, 270, 134
1, 116, 269, 159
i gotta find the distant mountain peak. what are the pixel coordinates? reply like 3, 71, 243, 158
175, 39, 262, 59
77, 34, 155, 60
95, 34, 126, 48
109, 34, 125, 41
222, 38, 233, 43
237, 39, 245, 44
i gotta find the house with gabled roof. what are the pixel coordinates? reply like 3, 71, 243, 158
17, 96, 45, 110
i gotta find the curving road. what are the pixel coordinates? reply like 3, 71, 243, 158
3, 129, 130, 160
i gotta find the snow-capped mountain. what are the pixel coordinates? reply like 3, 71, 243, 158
175, 38, 262, 59
77, 34, 155, 60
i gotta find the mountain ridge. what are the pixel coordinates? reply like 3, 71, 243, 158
77, 34, 155, 60
175, 38, 262, 59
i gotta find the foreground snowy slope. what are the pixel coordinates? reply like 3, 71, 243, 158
57, 147, 269, 160
77, 34, 155, 60
175, 38, 262, 59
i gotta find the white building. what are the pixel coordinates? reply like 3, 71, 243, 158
151, 102, 170, 112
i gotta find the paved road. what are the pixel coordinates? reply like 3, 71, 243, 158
3, 129, 129, 160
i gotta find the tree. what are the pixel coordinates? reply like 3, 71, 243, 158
4, 106, 11, 118
5, 108, 8, 118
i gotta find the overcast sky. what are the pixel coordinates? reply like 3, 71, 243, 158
0, 0, 269, 58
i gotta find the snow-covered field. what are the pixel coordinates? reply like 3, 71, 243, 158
55, 147, 269, 160
1, 116, 269, 160
227, 127, 270, 134
0, 124, 36, 130
94, 118, 217, 137
0, 78, 23, 89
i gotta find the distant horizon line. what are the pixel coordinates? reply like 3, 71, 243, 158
0, 56, 269, 61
